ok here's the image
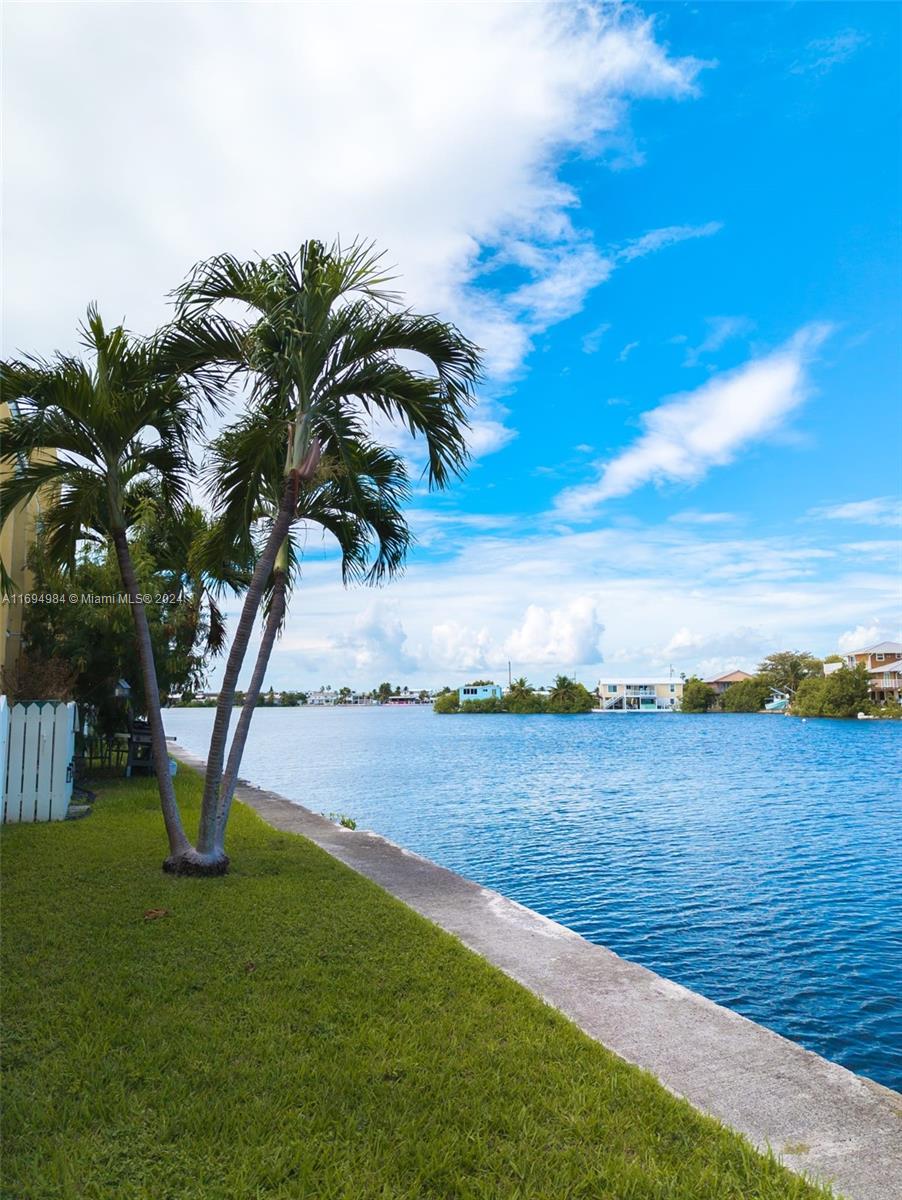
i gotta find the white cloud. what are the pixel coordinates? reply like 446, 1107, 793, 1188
618, 340, 640, 362
790, 29, 868, 76
616, 220, 723, 263
837, 621, 900, 654
669, 510, 737, 525
430, 621, 497, 674
281, 603, 417, 676
554, 322, 833, 519
581, 322, 611, 354
810, 497, 902, 528
683, 315, 754, 367
224, 514, 901, 689
4, 0, 704, 462
505, 597, 605, 665
657, 625, 768, 665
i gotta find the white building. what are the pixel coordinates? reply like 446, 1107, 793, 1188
595, 676, 683, 712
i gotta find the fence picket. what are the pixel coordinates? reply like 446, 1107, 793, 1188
19, 704, 42, 823
4, 703, 27, 823
49, 703, 76, 820
33, 705, 56, 822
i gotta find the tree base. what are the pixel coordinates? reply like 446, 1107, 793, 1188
162, 849, 230, 876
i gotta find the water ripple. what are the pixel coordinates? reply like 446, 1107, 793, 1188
165, 707, 902, 1092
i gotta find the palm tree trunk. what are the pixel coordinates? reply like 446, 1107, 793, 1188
194, 481, 294, 853
214, 562, 287, 848
196, 441, 319, 856
111, 529, 193, 863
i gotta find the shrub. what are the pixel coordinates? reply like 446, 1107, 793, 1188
681, 677, 715, 713
793, 664, 870, 718
723, 678, 771, 713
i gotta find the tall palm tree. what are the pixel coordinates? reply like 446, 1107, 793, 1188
0, 308, 222, 867
174, 240, 481, 868
213, 436, 412, 846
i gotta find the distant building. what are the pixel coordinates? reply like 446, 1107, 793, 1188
843, 641, 902, 671
704, 670, 754, 696
866, 660, 902, 705
307, 688, 339, 706
458, 683, 503, 703
840, 641, 902, 705
595, 677, 683, 712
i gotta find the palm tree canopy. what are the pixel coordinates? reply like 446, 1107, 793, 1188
0, 307, 220, 568
172, 239, 482, 541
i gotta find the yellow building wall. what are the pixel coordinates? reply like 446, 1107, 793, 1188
0, 401, 53, 680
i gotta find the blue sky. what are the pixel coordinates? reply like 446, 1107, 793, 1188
4, 2, 900, 687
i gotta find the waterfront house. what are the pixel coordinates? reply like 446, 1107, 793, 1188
704, 670, 753, 696
843, 640, 902, 671
307, 688, 340, 706
595, 677, 683, 711
867, 659, 902, 704
458, 683, 503, 703
840, 641, 902, 705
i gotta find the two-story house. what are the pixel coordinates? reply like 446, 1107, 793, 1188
842, 641, 902, 705
595, 676, 684, 712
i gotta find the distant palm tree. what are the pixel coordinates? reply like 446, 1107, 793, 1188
0, 308, 222, 865
548, 675, 578, 705
174, 240, 481, 870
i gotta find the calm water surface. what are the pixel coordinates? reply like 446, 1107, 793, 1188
165, 706, 902, 1091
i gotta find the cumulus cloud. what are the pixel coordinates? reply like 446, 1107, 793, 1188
657, 625, 768, 664
504, 597, 605, 665
332, 606, 417, 674
430, 622, 496, 673
836, 621, 900, 654
225, 511, 902, 689
4, 1, 705, 459
554, 322, 833, 519
810, 497, 902, 528
427, 598, 605, 673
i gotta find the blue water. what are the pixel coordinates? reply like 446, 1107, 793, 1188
164, 706, 902, 1092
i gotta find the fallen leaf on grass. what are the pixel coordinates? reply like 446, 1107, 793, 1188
244, 961, 257, 974
143, 908, 170, 921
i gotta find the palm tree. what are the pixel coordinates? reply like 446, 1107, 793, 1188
212, 435, 412, 847
174, 240, 481, 869
0, 308, 223, 865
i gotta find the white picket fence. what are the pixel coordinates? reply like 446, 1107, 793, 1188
0, 695, 77, 823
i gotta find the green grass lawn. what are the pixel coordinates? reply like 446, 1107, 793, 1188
1, 771, 832, 1200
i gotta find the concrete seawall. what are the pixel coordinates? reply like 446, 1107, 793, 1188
170, 745, 902, 1200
